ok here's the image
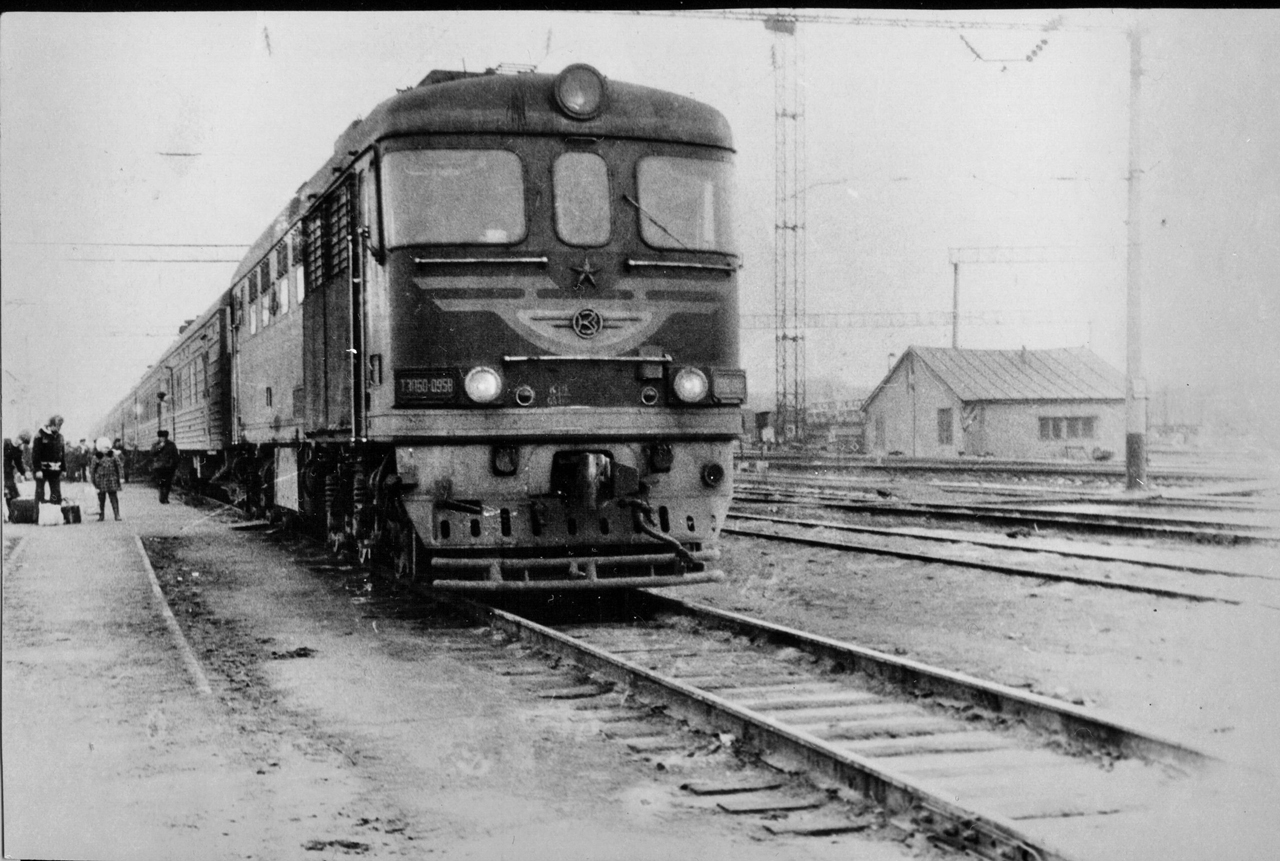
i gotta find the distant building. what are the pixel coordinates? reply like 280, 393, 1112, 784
862, 346, 1126, 460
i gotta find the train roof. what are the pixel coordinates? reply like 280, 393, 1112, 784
231, 67, 733, 283
354, 68, 734, 151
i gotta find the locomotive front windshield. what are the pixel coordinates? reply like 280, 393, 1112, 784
380, 147, 734, 254
636, 157, 735, 253
553, 152, 611, 246
382, 149, 526, 246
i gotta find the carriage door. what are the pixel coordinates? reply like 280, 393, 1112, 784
302, 176, 356, 435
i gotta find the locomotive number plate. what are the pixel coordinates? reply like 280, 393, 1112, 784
395, 369, 458, 406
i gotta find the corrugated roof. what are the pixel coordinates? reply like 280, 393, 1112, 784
910, 346, 1125, 401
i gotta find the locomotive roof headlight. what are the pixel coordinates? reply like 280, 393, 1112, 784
554, 64, 607, 120
672, 367, 709, 404
464, 366, 503, 404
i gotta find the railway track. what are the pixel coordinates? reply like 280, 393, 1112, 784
736, 452, 1264, 485
197, 494, 1270, 857
721, 513, 1280, 610
733, 485, 1280, 544
438, 589, 1221, 861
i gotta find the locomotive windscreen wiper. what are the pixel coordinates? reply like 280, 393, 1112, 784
622, 195, 691, 251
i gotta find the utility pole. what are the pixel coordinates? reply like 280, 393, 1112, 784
767, 14, 807, 444
951, 261, 961, 348
1125, 27, 1148, 491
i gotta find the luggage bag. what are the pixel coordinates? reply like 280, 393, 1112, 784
62, 504, 82, 524
38, 503, 63, 526
9, 498, 38, 524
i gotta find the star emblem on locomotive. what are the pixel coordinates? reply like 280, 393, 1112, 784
569, 257, 599, 292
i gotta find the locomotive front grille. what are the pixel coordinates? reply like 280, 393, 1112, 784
429, 498, 712, 546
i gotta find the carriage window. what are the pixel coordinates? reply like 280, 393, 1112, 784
382, 149, 525, 247
554, 152, 610, 246
636, 156, 735, 252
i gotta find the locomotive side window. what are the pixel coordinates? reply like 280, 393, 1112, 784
275, 242, 290, 315
635, 157, 735, 253
381, 150, 526, 247
291, 228, 306, 305
553, 152, 610, 246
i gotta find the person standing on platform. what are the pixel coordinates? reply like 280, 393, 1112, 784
91, 438, 124, 521
152, 429, 180, 504
32, 415, 67, 505
65, 440, 83, 483
113, 438, 129, 482
75, 439, 91, 481
4, 435, 28, 503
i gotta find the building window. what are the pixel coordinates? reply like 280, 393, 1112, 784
265, 387, 273, 407
1041, 415, 1096, 440
293, 386, 305, 418
875, 415, 885, 449
937, 408, 953, 445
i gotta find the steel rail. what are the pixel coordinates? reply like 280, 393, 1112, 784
728, 511, 1274, 581
733, 489, 1279, 543
441, 592, 1217, 861
721, 524, 1244, 606
738, 453, 1261, 482
451, 596, 1078, 861
635, 593, 1215, 770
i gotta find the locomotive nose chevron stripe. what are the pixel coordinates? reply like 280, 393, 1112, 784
416, 275, 720, 355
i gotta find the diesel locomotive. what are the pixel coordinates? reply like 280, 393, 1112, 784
93, 63, 746, 590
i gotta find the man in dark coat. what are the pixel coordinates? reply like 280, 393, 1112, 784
4, 432, 29, 503
151, 430, 180, 504
32, 415, 67, 504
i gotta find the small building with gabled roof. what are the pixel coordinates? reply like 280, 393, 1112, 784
862, 346, 1126, 460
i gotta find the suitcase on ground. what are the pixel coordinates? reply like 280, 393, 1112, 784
9, 498, 37, 524
62, 504, 82, 524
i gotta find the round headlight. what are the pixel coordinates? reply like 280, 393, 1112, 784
464, 367, 503, 404
673, 367, 709, 403
554, 64, 607, 120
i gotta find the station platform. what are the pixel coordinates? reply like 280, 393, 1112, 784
1, 484, 268, 860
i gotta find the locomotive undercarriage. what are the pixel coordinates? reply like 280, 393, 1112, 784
203, 437, 731, 591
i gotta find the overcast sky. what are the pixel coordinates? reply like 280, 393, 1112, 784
2, 10, 1278, 442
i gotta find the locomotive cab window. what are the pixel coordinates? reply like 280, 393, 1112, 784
381, 149, 526, 247
554, 152, 610, 246
635, 156, 735, 253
